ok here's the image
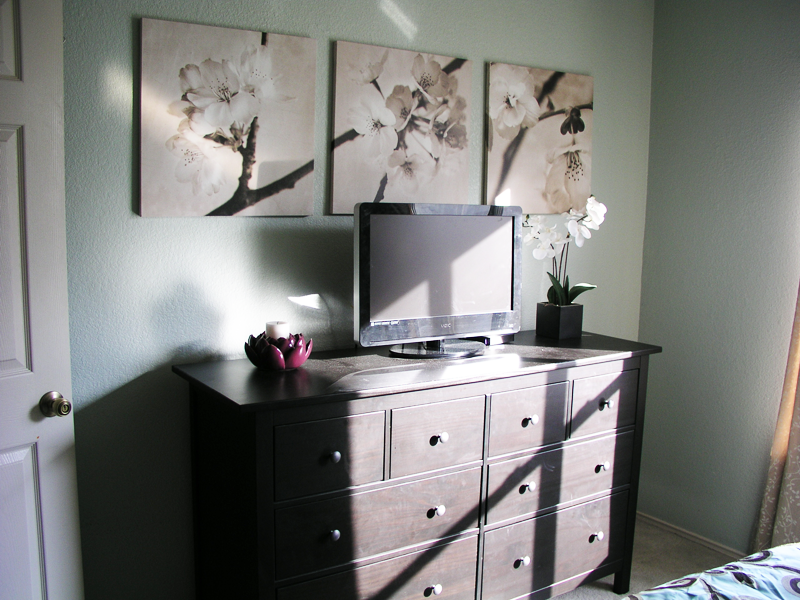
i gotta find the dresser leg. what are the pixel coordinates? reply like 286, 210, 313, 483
613, 568, 631, 595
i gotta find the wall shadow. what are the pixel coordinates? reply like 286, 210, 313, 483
74, 363, 200, 600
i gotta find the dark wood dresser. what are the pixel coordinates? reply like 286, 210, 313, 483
174, 331, 660, 600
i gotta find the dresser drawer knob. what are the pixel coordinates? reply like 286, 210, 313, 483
599, 398, 614, 410
330, 529, 341, 542
330, 450, 342, 464
427, 504, 447, 518
589, 531, 605, 543
514, 555, 531, 568
596, 461, 611, 472
522, 415, 540, 427
437, 431, 450, 444
426, 583, 443, 596
520, 481, 536, 494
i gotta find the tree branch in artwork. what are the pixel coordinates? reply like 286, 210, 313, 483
167, 47, 467, 215
165, 34, 315, 216
206, 116, 317, 216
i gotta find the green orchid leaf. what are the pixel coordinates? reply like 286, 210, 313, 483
547, 272, 568, 305
547, 285, 558, 305
568, 283, 597, 303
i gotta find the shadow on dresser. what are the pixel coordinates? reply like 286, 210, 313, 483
269, 369, 636, 600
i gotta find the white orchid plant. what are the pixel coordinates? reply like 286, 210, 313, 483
523, 195, 608, 306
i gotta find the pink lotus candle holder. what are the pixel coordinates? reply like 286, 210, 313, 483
244, 332, 313, 371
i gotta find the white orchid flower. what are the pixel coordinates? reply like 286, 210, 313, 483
522, 214, 544, 233
584, 196, 607, 230
533, 241, 555, 260
567, 217, 592, 247
531, 225, 566, 260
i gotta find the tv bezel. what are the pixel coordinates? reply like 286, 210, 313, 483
354, 202, 523, 349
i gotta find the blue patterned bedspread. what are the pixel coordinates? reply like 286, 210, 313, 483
629, 544, 800, 600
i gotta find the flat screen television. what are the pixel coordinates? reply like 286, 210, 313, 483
354, 202, 522, 358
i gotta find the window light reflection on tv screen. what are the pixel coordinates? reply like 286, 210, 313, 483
369, 214, 513, 322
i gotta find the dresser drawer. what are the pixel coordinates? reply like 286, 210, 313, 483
274, 468, 481, 579
486, 432, 634, 524
488, 382, 568, 457
482, 492, 628, 600
391, 396, 485, 478
571, 370, 639, 438
277, 535, 478, 600
274, 412, 385, 501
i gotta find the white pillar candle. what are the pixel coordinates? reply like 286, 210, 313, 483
266, 321, 290, 340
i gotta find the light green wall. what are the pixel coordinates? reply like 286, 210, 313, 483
64, 1, 654, 597
640, 0, 800, 553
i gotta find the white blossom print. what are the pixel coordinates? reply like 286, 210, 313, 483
140, 19, 316, 216
486, 63, 593, 214
331, 41, 472, 214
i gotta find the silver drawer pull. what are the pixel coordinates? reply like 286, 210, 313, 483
330, 450, 342, 464
522, 414, 540, 427
599, 398, 614, 410
520, 481, 536, 494
330, 529, 341, 542
427, 583, 443, 596
514, 555, 531, 568
589, 531, 605, 543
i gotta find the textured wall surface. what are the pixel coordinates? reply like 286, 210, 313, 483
639, 0, 800, 553
63, 1, 654, 597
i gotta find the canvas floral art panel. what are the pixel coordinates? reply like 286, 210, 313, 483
486, 63, 593, 214
331, 41, 472, 214
140, 18, 316, 217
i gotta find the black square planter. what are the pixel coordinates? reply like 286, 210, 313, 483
535, 302, 583, 340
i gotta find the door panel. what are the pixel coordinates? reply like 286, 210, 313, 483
0, 0, 84, 598
0, 0, 20, 80
0, 125, 31, 377
0, 443, 45, 600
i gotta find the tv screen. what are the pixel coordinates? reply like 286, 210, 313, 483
354, 202, 522, 357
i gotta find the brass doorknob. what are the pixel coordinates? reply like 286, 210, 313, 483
39, 391, 72, 417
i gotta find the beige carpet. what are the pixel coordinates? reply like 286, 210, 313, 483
559, 515, 739, 600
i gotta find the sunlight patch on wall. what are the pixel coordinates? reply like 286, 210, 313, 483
379, 0, 417, 41
102, 62, 132, 116
289, 294, 323, 310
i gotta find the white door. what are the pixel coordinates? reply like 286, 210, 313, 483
0, 0, 84, 598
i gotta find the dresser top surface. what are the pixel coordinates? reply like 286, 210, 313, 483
173, 331, 660, 411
